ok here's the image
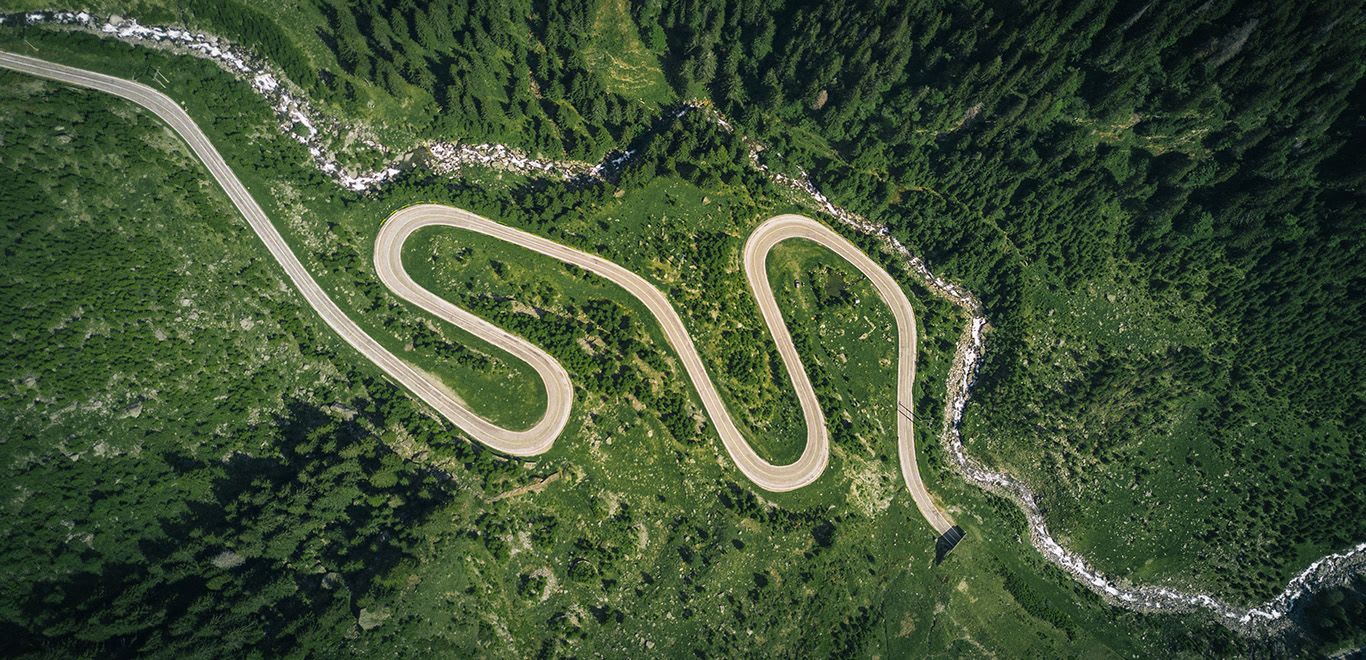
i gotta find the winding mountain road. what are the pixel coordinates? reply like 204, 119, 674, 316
0, 50, 956, 536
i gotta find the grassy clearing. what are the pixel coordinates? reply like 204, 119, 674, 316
582, 180, 809, 464
583, 0, 673, 105
353, 204, 1233, 656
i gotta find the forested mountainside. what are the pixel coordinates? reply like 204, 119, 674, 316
1, 57, 1251, 656
179, 0, 671, 159
113, 0, 1363, 602
672, 0, 1365, 601
1, 0, 1362, 655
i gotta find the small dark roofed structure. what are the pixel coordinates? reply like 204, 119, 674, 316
934, 526, 966, 564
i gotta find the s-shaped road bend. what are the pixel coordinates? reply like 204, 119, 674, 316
1, 50, 958, 540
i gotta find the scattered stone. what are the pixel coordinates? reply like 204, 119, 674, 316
810, 89, 828, 110
358, 607, 391, 631
324, 403, 357, 421
211, 550, 245, 569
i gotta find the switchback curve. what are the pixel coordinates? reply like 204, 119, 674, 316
0, 50, 955, 536
376, 207, 955, 534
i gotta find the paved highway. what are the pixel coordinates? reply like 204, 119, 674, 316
1, 50, 955, 535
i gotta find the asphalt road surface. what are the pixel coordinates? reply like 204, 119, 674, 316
1, 50, 956, 535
